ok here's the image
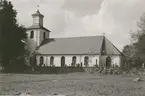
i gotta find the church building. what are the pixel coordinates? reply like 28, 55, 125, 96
26, 10, 123, 68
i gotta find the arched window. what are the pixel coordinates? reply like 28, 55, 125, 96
84, 56, 89, 67
43, 32, 46, 39
96, 59, 98, 65
95, 59, 98, 67
30, 31, 34, 38
106, 56, 111, 68
50, 56, 54, 66
72, 56, 77, 67
40, 56, 44, 67
61, 56, 65, 67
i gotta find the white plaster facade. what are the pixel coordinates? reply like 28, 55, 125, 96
26, 10, 49, 46
36, 55, 100, 67
36, 55, 122, 67
112, 55, 123, 67
26, 29, 49, 46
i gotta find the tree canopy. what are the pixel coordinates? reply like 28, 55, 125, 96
132, 13, 145, 61
0, 0, 27, 72
122, 13, 145, 68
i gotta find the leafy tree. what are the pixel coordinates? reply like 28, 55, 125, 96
122, 44, 136, 59
132, 13, 145, 61
122, 13, 145, 69
0, 0, 27, 72
122, 44, 143, 69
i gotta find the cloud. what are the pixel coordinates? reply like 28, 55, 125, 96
10, 0, 145, 51
10, 0, 66, 34
61, 0, 145, 50
63, 0, 103, 17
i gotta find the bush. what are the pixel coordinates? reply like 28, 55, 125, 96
88, 66, 121, 75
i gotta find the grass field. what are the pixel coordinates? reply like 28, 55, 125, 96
0, 73, 145, 96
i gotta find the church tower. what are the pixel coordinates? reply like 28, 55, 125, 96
32, 10, 43, 26
26, 10, 50, 46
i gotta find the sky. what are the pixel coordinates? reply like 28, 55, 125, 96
9, 0, 145, 51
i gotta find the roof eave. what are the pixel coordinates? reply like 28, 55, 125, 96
26, 26, 51, 32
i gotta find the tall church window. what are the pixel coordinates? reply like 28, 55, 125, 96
106, 56, 111, 68
96, 59, 98, 65
84, 56, 89, 67
50, 56, 54, 66
95, 59, 98, 67
30, 31, 34, 38
61, 56, 65, 67
40, 56, 44, 67
43, 32, 46, 39
72, 56, 77, 67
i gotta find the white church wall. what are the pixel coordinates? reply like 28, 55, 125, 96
79, 55, 99, 67
42, 29, 50, 37
65, 56, 72, 66
39, 29, 44, 45
26, 29, 40, 46
36, 55, 99, 67
53, 56, 61, 67
36, 55, 122, 67
26, 29, 50, 46
99, 55, 122, 67
111, 55, 122, 67
36, 55, 40, 66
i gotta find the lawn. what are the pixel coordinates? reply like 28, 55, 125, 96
0, 73, 145, 96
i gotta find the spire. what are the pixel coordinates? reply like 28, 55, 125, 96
37, 4, 39, 10
32, 4, 43, 18
36, 5, 40, 13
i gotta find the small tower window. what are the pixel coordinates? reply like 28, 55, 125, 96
30, 31, 34, 38
43, 32, 46, 39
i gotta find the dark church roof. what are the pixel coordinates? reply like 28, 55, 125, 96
37, 36, 122, 55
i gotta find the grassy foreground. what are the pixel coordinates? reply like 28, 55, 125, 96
0, 73, 145, 96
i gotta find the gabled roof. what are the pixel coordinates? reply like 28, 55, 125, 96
104, 37, 122, 55
37, 36, 122, 55
27, 25, 50, 32
32, 10, 44, 18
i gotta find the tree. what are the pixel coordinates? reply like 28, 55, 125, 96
122, 44, 143, 69
131, 13, 145, 62
122, 44, 136, 59
0, 0, 27, 72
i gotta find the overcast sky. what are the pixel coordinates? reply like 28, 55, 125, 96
9, 0, 145, 51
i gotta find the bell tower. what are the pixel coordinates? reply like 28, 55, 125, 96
26, 10, 50, 46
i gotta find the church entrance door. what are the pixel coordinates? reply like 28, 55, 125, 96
106, 56, 111, 68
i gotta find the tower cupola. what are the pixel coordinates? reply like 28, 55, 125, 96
32, 10, 44, 26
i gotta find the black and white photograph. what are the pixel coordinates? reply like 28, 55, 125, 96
0, 0, 145, 95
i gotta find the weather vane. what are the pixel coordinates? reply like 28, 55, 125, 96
37, 5, 39, 10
